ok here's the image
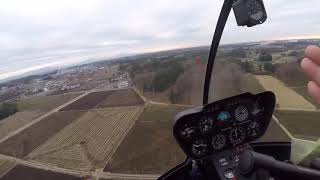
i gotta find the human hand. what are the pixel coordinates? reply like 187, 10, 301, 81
300, 45, 320, 104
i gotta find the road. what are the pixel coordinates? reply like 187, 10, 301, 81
0, 153, 160, 180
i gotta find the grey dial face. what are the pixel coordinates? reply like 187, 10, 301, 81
191, 140, 208, 156
247, 121, 260, 137
235, 105, 249, 122
199, 117, 214, 133
229, 127, 245, 145
211, 134, 226, 150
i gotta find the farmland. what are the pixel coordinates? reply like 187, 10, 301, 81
274, 110, 320, 141
137, 104, 191, 122
96, 89, 145, 108
1, 165, 82, 180
0, 111, 86, 158
17, 93, 82, 111
0, 111, 44, 138
60, 91, 113, 111
258, 119, 291, 142
28, 107, 143, 170
255, 75, 316, 110
104, 104, 190, 174
0, 159, 16, 178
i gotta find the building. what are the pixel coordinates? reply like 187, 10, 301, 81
118, 81, 129, 89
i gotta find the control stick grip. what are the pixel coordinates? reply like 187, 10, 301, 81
238, 150, 320, 180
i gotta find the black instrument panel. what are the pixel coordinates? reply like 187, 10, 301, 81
173, 91, 275, 159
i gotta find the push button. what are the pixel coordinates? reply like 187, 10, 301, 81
224, 171, 235, 179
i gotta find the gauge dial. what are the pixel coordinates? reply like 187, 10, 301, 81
180, 126, 196, 139
191, 140, 208, 157
235, 105, 249, 122
229, 127, 245, 145
199, 117, 214, 133
247, 122, 260, 137
211, 134, 226, 150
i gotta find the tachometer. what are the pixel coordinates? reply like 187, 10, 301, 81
211, 134, 226, 150
191, 140, 208, 157
235, 105, 249, 122
229, 127, 245, 145
180, 126, 196, 139
199, 117, 214, 133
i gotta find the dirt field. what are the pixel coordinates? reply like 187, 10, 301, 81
60, 91, 113, 111
255, 75, 316, 110
104, 104, 190, 174
1, 165, 82, 180
96, 89, 144, 108
17, 93, 82, 111
104, 120, 185, 174
0, 159, 16, 178
0, 111, 86, 158
292, 86, 320, 109
274, 110, 320, 141
0, 111, 44, 138
27, 107, 142, 170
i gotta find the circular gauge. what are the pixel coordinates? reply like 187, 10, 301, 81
211, 134, 226, 150
229, 127, 245, 145
235, 105, 249, 122
247, 122, 260, 137
180, 126, 196, 139
251, 100, 264, 116
199, 117, 214, 133
191, 140, 208, 157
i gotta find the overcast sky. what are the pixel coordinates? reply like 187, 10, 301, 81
0, 0, 319, 81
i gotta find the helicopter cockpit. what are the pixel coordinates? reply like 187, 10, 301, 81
159, 0, 320, 179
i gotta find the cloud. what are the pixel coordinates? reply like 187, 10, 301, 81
0, 0, 319, 81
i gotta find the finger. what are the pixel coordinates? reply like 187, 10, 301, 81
305, 45, 320, 65
300, 58, 320, 86
308, 81, 320, 104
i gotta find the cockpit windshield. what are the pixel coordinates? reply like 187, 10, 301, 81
0, 0, 319, 179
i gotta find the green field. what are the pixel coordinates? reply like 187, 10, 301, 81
17, 93, 82, 111
138, 104, 191, 123
274, 110, 320, 141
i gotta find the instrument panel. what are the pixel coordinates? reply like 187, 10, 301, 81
173, 91, 275, 159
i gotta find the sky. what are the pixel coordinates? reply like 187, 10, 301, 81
0, 0, 319, 82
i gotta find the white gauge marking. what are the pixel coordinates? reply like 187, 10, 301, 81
191, 140, 208, 156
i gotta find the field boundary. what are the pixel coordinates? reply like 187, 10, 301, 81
0, 92, 89, 144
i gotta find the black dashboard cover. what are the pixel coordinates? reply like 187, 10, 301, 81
173, 91, 276, 159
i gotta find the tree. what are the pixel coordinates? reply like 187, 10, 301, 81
258, 52, 272, 62
229, 48, 246, 58
288, 51, 299, 57
0, 102, 18, 121
264, 63, 276, 73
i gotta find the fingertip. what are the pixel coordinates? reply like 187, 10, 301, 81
305, 45, 320, 63
300, 58, 311, 69
307, 81, 320, 104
